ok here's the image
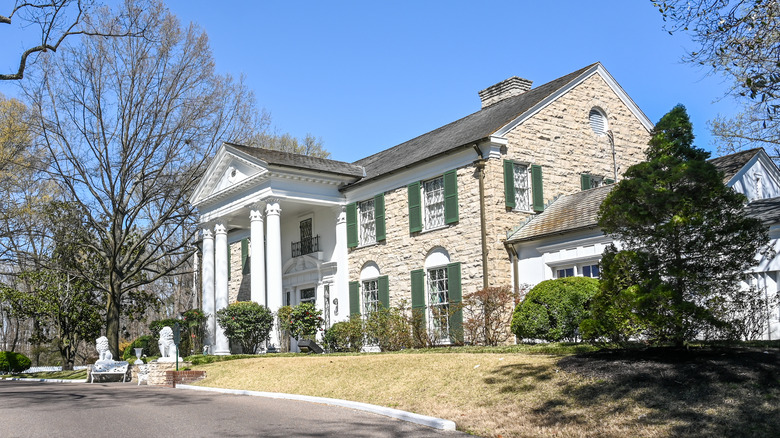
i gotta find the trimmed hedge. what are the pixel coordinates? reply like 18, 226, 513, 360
511, 277, 599, 342
0, 351, 32, 373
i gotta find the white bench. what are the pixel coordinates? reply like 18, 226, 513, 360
89, 361, 130, 383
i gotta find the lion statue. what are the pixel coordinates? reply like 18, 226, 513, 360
158, 326, 179, 360
95, 336, 113, 362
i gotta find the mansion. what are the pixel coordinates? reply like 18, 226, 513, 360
192, 62, 777, 352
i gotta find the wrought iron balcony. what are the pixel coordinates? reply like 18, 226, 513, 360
291, 235, 319, 257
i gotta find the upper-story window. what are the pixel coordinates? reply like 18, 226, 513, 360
504, 161, 544, 212
408, 170, 459, 233
512, 163, 531, 211
347, 195, 385, 248
581, 173, 613, 190
423, 176, 446, 230
358, 199, 376, 246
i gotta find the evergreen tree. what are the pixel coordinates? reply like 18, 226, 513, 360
588, 105, 768, 346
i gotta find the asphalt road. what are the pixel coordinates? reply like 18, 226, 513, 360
0, 381, 471, 437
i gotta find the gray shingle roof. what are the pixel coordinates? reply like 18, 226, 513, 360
745, 196, 780, 224
348, 63, 600, 188
226, 143, 366, 178
709, 148, 762, 183
506, 185, 612, 243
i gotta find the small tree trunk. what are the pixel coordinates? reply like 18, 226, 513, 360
106, 292, 121, 359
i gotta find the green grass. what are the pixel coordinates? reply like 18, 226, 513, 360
1, 369, 87, 380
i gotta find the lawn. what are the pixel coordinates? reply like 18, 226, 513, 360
190, 344, 780, 438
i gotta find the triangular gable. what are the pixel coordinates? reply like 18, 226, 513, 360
722, 148, 780, 201
493, 63, 654, 137
190, 143, 269, 206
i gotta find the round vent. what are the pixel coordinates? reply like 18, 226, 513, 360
589, 108, 607, 136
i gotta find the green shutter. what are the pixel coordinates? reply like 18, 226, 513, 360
531, 164, 544, 212
581, 173, 592, 191
444, 170, 459, 224
346, 203, 358, 248
378, 275, 389, 309
411, 269, 426, 327
447, 262, 463, 343
408, 182, 422, 233
349, 281, 360, 316
605, 178, 615, 185
241, 238, 249, 275
504, 160, 516, 209
374, 193, 386, 241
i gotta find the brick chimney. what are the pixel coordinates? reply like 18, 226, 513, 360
478, 76, 533, 108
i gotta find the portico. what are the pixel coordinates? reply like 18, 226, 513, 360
191, 143, 364, 352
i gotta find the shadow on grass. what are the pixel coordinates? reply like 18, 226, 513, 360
483, 347, 780, 437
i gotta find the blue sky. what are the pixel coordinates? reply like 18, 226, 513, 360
1, 1, 740, 163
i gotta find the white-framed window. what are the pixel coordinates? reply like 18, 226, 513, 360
423, 176, 445, 230
582, 264, 600, 278
513, 163, 531, 211
358, 199, 376, 246
556, 267, 575, 278
300, 288, 315, 304
427, 266, 450, 342
362, 278, 379, 317
555, 263, 600, 279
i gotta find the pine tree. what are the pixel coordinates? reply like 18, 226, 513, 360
588, 105, 768, 345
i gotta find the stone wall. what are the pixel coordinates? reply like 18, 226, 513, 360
348, 164, 485, 307
228, 240, 251, 304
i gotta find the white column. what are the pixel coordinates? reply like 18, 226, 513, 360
250, 204, 266, 306
333, 206, 348, 323
201, 228, 215, 351
265, 200, 283, 349
213, 222, 230, 355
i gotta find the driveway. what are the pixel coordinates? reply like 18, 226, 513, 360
0, 380, 470, 437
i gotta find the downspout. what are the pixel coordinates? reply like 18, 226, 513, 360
607, 130, 617, 182
474, 145, 489, 290
504, 241, 520, 297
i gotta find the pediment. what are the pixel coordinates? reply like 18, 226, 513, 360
284, 255, 321, 275
191, 144, 269, 206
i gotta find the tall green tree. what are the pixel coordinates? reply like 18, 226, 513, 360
591, 105, 768, 345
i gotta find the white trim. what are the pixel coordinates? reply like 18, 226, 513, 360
535, 234, 613, 253
493, 63, 653, 138
544, 253, 602, 266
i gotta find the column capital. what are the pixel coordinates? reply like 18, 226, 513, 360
201, 227, 214, 239
214, 222, 227, 235
249, 203, 265, 221
266, 199, 281, 216
336, 205, 347, 225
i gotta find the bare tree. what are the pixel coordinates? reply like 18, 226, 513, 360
1, 0, 148, 81
26, 0, 259, 357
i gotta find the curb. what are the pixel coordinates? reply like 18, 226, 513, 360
176, 384, 457, 431
1, 377, 88, 383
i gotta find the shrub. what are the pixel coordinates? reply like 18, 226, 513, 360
0, 351, 32, 373
216, 301, 274, 354
462, 286, 519, 346
323, 316, 364, 352
122, 335, 160, 360
288, 302, 324, 340
511, 277, 599, 342
365, 306, 414, 351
